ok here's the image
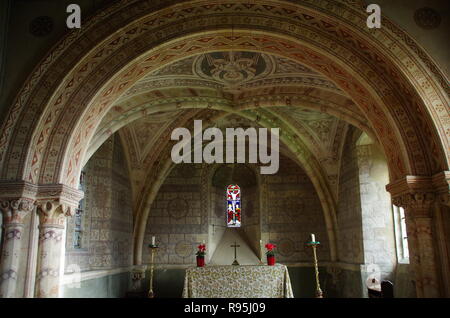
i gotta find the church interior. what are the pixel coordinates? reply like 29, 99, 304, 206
0, 0, 449, 298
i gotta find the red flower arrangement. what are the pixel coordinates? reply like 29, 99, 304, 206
265, 243, 277, 256
196, 244, 206, 267
196, 244, 206, 257
265, 243, 277, 266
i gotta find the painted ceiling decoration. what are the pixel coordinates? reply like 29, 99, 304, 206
3, 0, 447, 201
195, 52, 271, 87
144, 51, 338, 95
90, 50, 358, 202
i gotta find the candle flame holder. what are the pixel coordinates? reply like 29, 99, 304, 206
306, 240, 323, 298
148, 244, 159, 298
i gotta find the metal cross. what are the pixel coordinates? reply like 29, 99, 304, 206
230, 241, 240, 265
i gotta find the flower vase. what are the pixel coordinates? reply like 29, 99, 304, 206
197, 256, 205, 267
267, 255, 275, 266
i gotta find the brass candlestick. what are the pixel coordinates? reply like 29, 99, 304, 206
306, 239, 323, 298
148, 244, 159, 298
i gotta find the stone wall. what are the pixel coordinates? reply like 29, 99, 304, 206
65, 134, 133, 272
143, 155, 330, 266
336, 127, 364, 265
393, 263, 416, 298
263, 156, 331, 263
208, 186, 226, 260
334, 127, 400, 297
356, 139, 396, 280
240, 185, 260, 256
144, 163, 207, 265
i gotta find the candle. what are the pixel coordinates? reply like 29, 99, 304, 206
152, 236, 155, 246
311, 233, 315, 242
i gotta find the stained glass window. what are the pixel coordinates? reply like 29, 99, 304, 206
226, 184, 241, 227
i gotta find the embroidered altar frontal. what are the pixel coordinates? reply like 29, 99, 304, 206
182, 264, 294, 298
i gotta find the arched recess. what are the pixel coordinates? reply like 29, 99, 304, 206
205, 163, 262, 263
0, 0, 447, 192
130, 106, 340, 265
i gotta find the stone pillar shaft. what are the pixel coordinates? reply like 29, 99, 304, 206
0, 182, 83, 298
0, 223, 25, 297
392, 190, 442, 297
387, 174, 450, 298
0, 198, 34, 298
34, 184, 84, 298
35, 201, 67, 298
403, 209, 439, 297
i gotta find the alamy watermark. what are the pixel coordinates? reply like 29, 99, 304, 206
171, 120, 279, 174
66, 4, 81, 29
366, 4, 381, 29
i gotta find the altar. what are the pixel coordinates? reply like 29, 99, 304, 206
182, 264, 294, 298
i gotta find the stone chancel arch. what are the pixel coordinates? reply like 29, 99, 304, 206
0, 0, 448, 298
1, 0, 448, 186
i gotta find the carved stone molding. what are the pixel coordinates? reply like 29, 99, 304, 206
36, 183, 84, 220
392, 192, 436, 218
0, 180, 38, 200
432, 171, 450, 207
386, 171, 450, 217
0, 198, 35, 224
36, 200, 71, 227
0, 181, 84, 224
0, 181, 37, 225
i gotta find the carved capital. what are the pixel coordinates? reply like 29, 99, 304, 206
392, 192, 436, 218
432, 171, 450, 207
387, 175, 438, 218
36, 183, 84, 218
36, 200, 71, 227
0, 198, 35, 224
0, 180, 38, 224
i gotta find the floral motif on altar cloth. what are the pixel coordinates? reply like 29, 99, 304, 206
182, 264, 294, 298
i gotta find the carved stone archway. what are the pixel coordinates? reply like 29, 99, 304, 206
0, 0, 448, 297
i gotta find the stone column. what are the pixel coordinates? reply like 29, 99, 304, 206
34, 184, 83, 298
0, 198, 34, 297
387, 175, 447, 297
432, 171, 450, 297
395, 192, 440, 297
35, 200, 68, 298
0, 181, 37, 298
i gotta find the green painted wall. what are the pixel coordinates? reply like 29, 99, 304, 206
62, 271, 131, 298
